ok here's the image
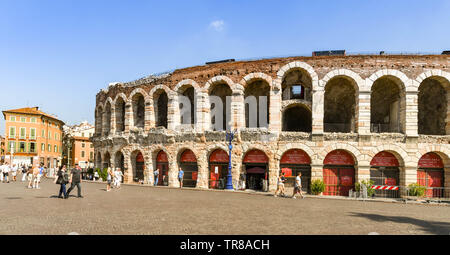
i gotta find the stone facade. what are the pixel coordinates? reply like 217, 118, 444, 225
92, 55, 450, 195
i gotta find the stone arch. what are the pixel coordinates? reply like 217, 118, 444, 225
129, 89, 147, 129
130, 149, 146, 182
114, 94, 127, 132
150, 85, 171, 129
151, 145, 174, 163
366, 69, 410, 91
415, 70, 450, 92
239, 72, 273, 88
320, 143, 361, 165
175, 79, 200, 93
275, 61, 319, 91
175, 80, 199, 127
368, 145, 408, 167
204, 75, 234, 93
114, 93, 128, 106
321, 69, 364, 92
275, 143, 315, 161
128, 87, 149, 102
415, 145, 450, 167
282, 103, 312, 132
103, 100, 113, 135
205, 144, 229, 160
103, 151, 112, 168
149, 84, 173, 99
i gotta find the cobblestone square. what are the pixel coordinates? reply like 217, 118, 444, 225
0, 177, 449, 235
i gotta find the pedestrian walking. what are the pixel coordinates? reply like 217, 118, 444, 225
0, 163, 3, 182
2, 163, 10, 183
178, 168, 184, 188
66, 164, 83, 198
94, 171, 99, 181
11, 164, 18, 182
239, 171, 246, 190
106, 167, 113, 192
21, 165, 27, 182
113, 168, 122, 189
292, 172, 304, 199
33, 164, 44, 189
27, 166, 33, 188
54, 165, 69, 199
154, 168, 159, 186
274, 171, 286, 197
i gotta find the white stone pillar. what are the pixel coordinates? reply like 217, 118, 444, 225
144, 100, 152, 131
269, 87, 282, 132
232, 89, 245, 130
405, 91, 418, 136
196, 91, 208, 132
312, 90, 324, 134
124, 102, 133, 133
358, 91, 371, 134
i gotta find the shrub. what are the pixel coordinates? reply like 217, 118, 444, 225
408, 183, 426, 197
97, 168, 108, 181
311, 179, 325, 195
355, 180, 375, 197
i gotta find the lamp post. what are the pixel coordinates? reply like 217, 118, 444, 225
225, 129, 237, 190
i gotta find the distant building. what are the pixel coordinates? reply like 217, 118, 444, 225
0, 135, 5, 163
62, 121, 95, 168
2, 107, 64, 168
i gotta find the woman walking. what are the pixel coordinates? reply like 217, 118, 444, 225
106, 167, 113, 192
54, 165, 69, 199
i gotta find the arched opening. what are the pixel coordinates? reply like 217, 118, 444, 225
179, 86, 196, 127
209, 83, 232, 131
244, 80, 270, 128
243, 149, 269, 191
418, 152, 445, 198
114, 151, 125, 183
370, 76, 405, 133
96, 152, 102, 169
103, 152, 111, 169
282, 104, 312, 132
324, 77, 357, 133
323, 150, 356, 196
155, 150, 169, 186
132, 151, 145, 183
115, 97, 126, 132
208, 149, 229, 189
179, 149, 198, 188
418, 77, 450, 135
95, 107, 103, 135
154, 90, 168, 128
279, 149, 311, 193
104, 102, 112, 136
132, 93, 145, 129
370, 151, 400, 198
281, 69, 312, 102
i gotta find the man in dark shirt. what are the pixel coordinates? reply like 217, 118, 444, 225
66, 164, 83, 198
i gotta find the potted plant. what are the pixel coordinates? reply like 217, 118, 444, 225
408, 183, 427, 200
311, 179, 325, 195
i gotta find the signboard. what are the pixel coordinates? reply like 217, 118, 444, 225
370, 151, 399, 167
181, 150, 197, 163
340, 176, 353, 186
280, 149, 311, 165
418, 153, 444, 169
209, 149, 228, 163
214, 166, 219, 174
243, 150, 268, 164
281, 167, 292, 177
156, 151, 168, 163
324, 150, 354, 165
385, 178, 397, 186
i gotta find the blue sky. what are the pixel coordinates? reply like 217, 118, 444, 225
1, 0, 450, 134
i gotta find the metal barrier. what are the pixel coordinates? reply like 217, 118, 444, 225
350, 185, 450, 202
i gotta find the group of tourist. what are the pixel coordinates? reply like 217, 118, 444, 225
0, 162, 45, 189
106, 167, 123, 191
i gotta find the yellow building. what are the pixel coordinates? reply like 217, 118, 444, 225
2, 107, 65, 168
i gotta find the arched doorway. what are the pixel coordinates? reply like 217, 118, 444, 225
132, 93, 145, 129
103, 152, 111, 169
209, 149, 229, 189
96, 152, 102, 169
244, 80, 270, 128
279, 149, 311, 193
323, 150, 355, 196
115, 96, 126, 132
134, 151, 145, 183
104, 102, 112, 136
324, 77, 357, 133
154, 90, 168, 128
370, 151, 400, 198
418, 153, 445, 198
243, 149, 269, 191
179, 149, 198, 188
156, 150, 169, 186
282, 104, 312, 132
418, 77, 449, 135
209, 83, 232, 131
115, 151, 125, 183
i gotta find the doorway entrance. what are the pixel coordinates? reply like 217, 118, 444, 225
243, 149, 269, 191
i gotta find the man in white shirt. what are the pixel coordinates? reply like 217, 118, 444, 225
292, 172, 304, 199
2, 163, 11, 183
114, 168, 123, 189
0, 164, 4, 182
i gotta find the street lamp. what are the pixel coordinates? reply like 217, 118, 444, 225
225, 129, 237, 190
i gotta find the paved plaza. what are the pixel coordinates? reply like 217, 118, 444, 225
0, 177, 449, 235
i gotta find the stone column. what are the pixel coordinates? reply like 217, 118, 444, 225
403, 165, 417, 186
232, 90, 245, 130
358, 91, 371, 135
124, 102, 133, 133
168, 157, 180, 188
144, 153, 153, 185
311, 90, 324, 134
148, 100, 156, 128
356, 165, 370, 183
405, 91, 418, 136
144, 100, 152, 132
310, 164, 323, 181
110, 107, 116, 135
196, 151, 209, 189
268, 155, 279, 192
123, 152, 133, 184
196, 91, 208, 132
269, 87, 282, 132
169, 94, 180, 131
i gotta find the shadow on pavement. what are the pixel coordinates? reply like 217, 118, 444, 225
349, 212, 450, 234
5, 197, 22, 199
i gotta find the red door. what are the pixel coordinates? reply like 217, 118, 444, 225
339, 168, 355, 196
418, 169, 444, 197
210, 164, 220, 189
323, 168, 338, 196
